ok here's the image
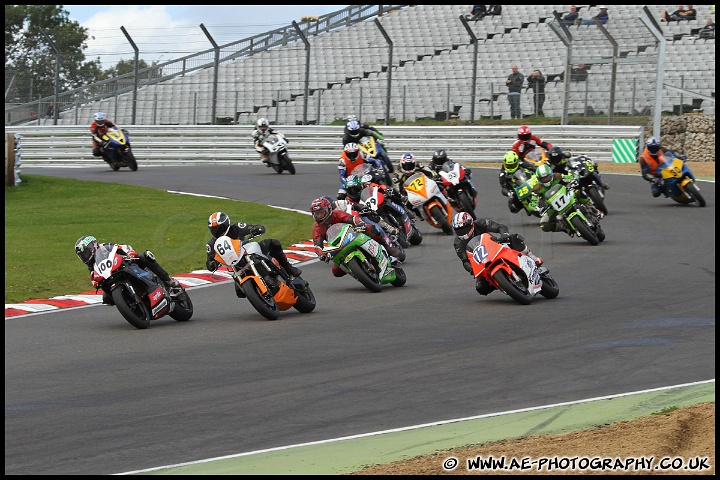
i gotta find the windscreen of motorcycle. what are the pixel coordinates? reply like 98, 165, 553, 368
213, 235, 244, 266
93, 243, 121, 279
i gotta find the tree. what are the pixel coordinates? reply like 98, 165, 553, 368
5, 5, 102, 102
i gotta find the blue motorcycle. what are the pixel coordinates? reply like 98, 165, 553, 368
98, 127, 138, 171
658, 151, 705, 207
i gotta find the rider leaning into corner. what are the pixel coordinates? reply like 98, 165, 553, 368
74, 235, 180, 306
89, 112, 116, 160
251, 118, 283, 166
451, 212, 543, 295
310, 197, 401, 278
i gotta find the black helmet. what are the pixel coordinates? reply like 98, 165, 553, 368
548, 146, 565, 166
647, 137, 661, 155
432, 149, 448, 166
208, 211, 231, 237
75, 235, 99, 266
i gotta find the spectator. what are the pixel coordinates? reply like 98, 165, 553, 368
506, 65, 524, 120
526, 69, 546, 117
679, 4, 697, 20
43, 101, 55, 125
487, 5, 502, 16
581, 5, 608, 25
562, 5, 579, 26
570, 63, 589, 82
661, 5, 685, 22
547, 63, 589, 83
698, 17, 715, 39
465, 5, 486, 21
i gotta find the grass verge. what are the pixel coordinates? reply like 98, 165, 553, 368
5, 174, 314, 304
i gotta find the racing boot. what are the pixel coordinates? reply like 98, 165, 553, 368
278, 255, 302, 277
260, 152, 270, 166
382, 235, 401, 258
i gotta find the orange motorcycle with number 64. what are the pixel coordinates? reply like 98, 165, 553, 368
211, 233, 316, 320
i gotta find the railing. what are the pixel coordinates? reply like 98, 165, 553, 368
6, 125, 643, 167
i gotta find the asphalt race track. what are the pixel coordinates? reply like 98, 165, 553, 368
5, 163, 715, 475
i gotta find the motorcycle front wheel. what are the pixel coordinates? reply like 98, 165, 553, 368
684, 182, 706, 207
242, 280, 280, 320
493, 270, 533, 305
112, 287, 151, 329
408, 224, 423, 245
347, 257, 382, 293
429, 205, 453, 235
282, 154, 296, 175
124, 151, 138, 171
169, 289, 194, 321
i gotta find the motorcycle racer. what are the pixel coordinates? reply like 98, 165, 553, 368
310, 197, 401, 277
252, 118, 283, 165
512, 125, 552, 161
74, 235, 180, 305
205, 212, 301, 280
451, 212, 542, 295
89, 112, 117, 160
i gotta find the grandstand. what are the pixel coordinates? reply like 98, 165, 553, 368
5, 4, 715, 126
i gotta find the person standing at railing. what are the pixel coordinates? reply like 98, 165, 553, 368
506, 64, 525, 120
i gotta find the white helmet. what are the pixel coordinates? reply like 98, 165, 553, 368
256, 118, 270, 131
93, 112, 107, 124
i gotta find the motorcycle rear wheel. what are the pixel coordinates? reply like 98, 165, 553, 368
292, 281, 316, 313
347, 257, 382, 293
570, 215, 599, 246
493, 270, 533, 305
112, 287, 151, 329
169, 289, 194, 321
539, 271, 560, 299
391, 267, 407, 287
457, 191, 477, 220
242, 280, 280, 320
684, 182, 706, 207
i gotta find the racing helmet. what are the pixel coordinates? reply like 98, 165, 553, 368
344, 142, 360, 161
310, 197, 333, 224
344, 175, 364, 201
346, 120, 360, 137
256, 118, 270, 132
503, 151, 520, 174
75, 235, 100, 266
452, 212, 475, 241
93, 112, 106, 126
208, 211, 231, 238
647, 137, 661, 155
432, 149, 449, 166
346, 114, 358, 123
518, 125, 532, 141
536, 164, 554, 187
400, 153, 417, 174
547, 146, 565, 166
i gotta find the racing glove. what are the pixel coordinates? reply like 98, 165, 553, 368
207, 259, 220, 272
90, 271, 103, 290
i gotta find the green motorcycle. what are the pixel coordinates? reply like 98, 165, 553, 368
542, 180, 606, 246
323, 223, 407, 293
